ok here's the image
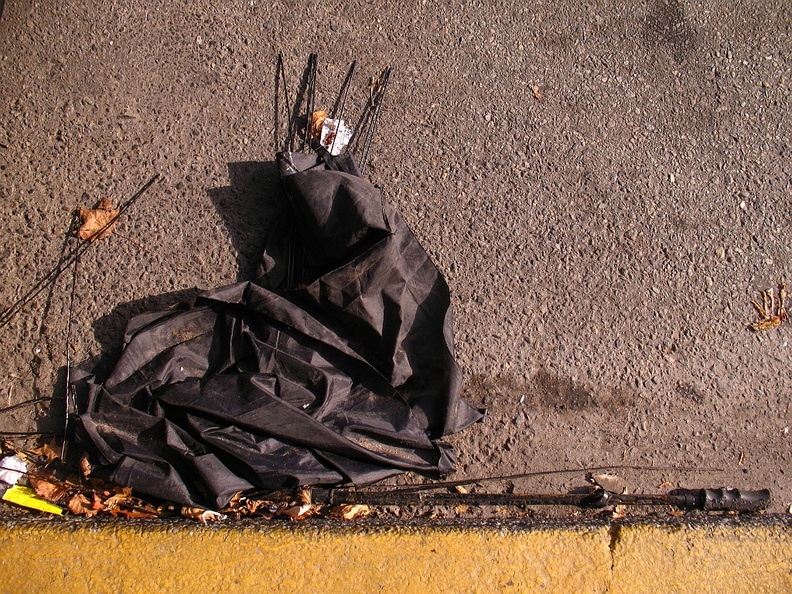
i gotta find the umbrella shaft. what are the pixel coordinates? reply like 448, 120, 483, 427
327, 488, 770, 512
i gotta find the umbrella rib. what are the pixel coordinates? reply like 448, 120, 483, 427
329, 61, 356, 155
0, 174, 159, 329
302, 53, 318, 152
279, 55, 294, 152
360, 66, 391, 174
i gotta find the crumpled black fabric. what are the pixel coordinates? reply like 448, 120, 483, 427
70, 149, 482, 509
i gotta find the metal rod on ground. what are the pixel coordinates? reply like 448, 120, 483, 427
60, 247, 80, 459
348, 104, 371, 155
0, 432, 56, 437
296, 54, 310, 151
287, 55, 311, 152
323, 487, 771, 512
348, 70, 378, 153
274, 54, 282, 152
353, 465, 727, 494
331, 61, 356, 119
0, 398, 49, 414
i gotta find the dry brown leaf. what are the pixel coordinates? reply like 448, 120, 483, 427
105, 491, 159, 519
329, 504, 371, 520
657, 481, 673, 489
751, 317, 782, 332
750, 283, 788, 332
77, 198, 120, 242
122, 497, 160, 518
91, 493, 106, 512
310, 111, 329, 139
279, 502, 315, 520
295, 487, 312, 506
102, 486, 130, 503
277, 487, 316, 520
612, 505, 628, 519
68, 493, 97, 517
224, 491, 243, 510
112, 508, 159, 519
454, 485, 469, 494
79, 452, 92, 478
30, 439, 60, 465
102, 493, 130, 511
30, 477, 69, 503
244, 499, 272, 515
588, 473, 626, 494
667, 510, 686, 517
531, 84, 542, 100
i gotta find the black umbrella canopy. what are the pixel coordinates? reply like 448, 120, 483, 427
70, 145, 482, 510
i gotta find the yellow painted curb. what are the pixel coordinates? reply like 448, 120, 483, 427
611, 524, 792, 594
0, 522, 610, 593
0, 521, 789, 593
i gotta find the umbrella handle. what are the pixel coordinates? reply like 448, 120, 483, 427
671, 488, 772, 511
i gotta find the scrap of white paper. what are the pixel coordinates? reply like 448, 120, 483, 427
0, 455, 27, 486
320, 118, 353, 156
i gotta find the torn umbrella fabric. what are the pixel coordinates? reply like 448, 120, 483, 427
70, 150, 482, 509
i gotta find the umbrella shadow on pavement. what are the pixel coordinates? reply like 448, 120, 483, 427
207, 160, 284, 282
84, 160, 284, 363
91, 288, 203, 357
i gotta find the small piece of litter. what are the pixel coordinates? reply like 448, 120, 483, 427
0, 455, 27, 486
2, 485, 67, 515
319, 117, 353, 156
181, 506, 227, 524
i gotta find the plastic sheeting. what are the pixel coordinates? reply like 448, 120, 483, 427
70, 149, 482, 509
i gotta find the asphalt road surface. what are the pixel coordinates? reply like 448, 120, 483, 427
0, 0, 790, 516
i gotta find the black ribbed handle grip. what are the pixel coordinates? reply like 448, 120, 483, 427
671, 488, 771, 511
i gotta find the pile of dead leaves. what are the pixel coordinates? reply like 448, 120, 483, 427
3, 440, 370, 523
32, 475, 160, 519
23, 442, 159, 519
194, 487, 370, 524
0, 440, 159, 519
